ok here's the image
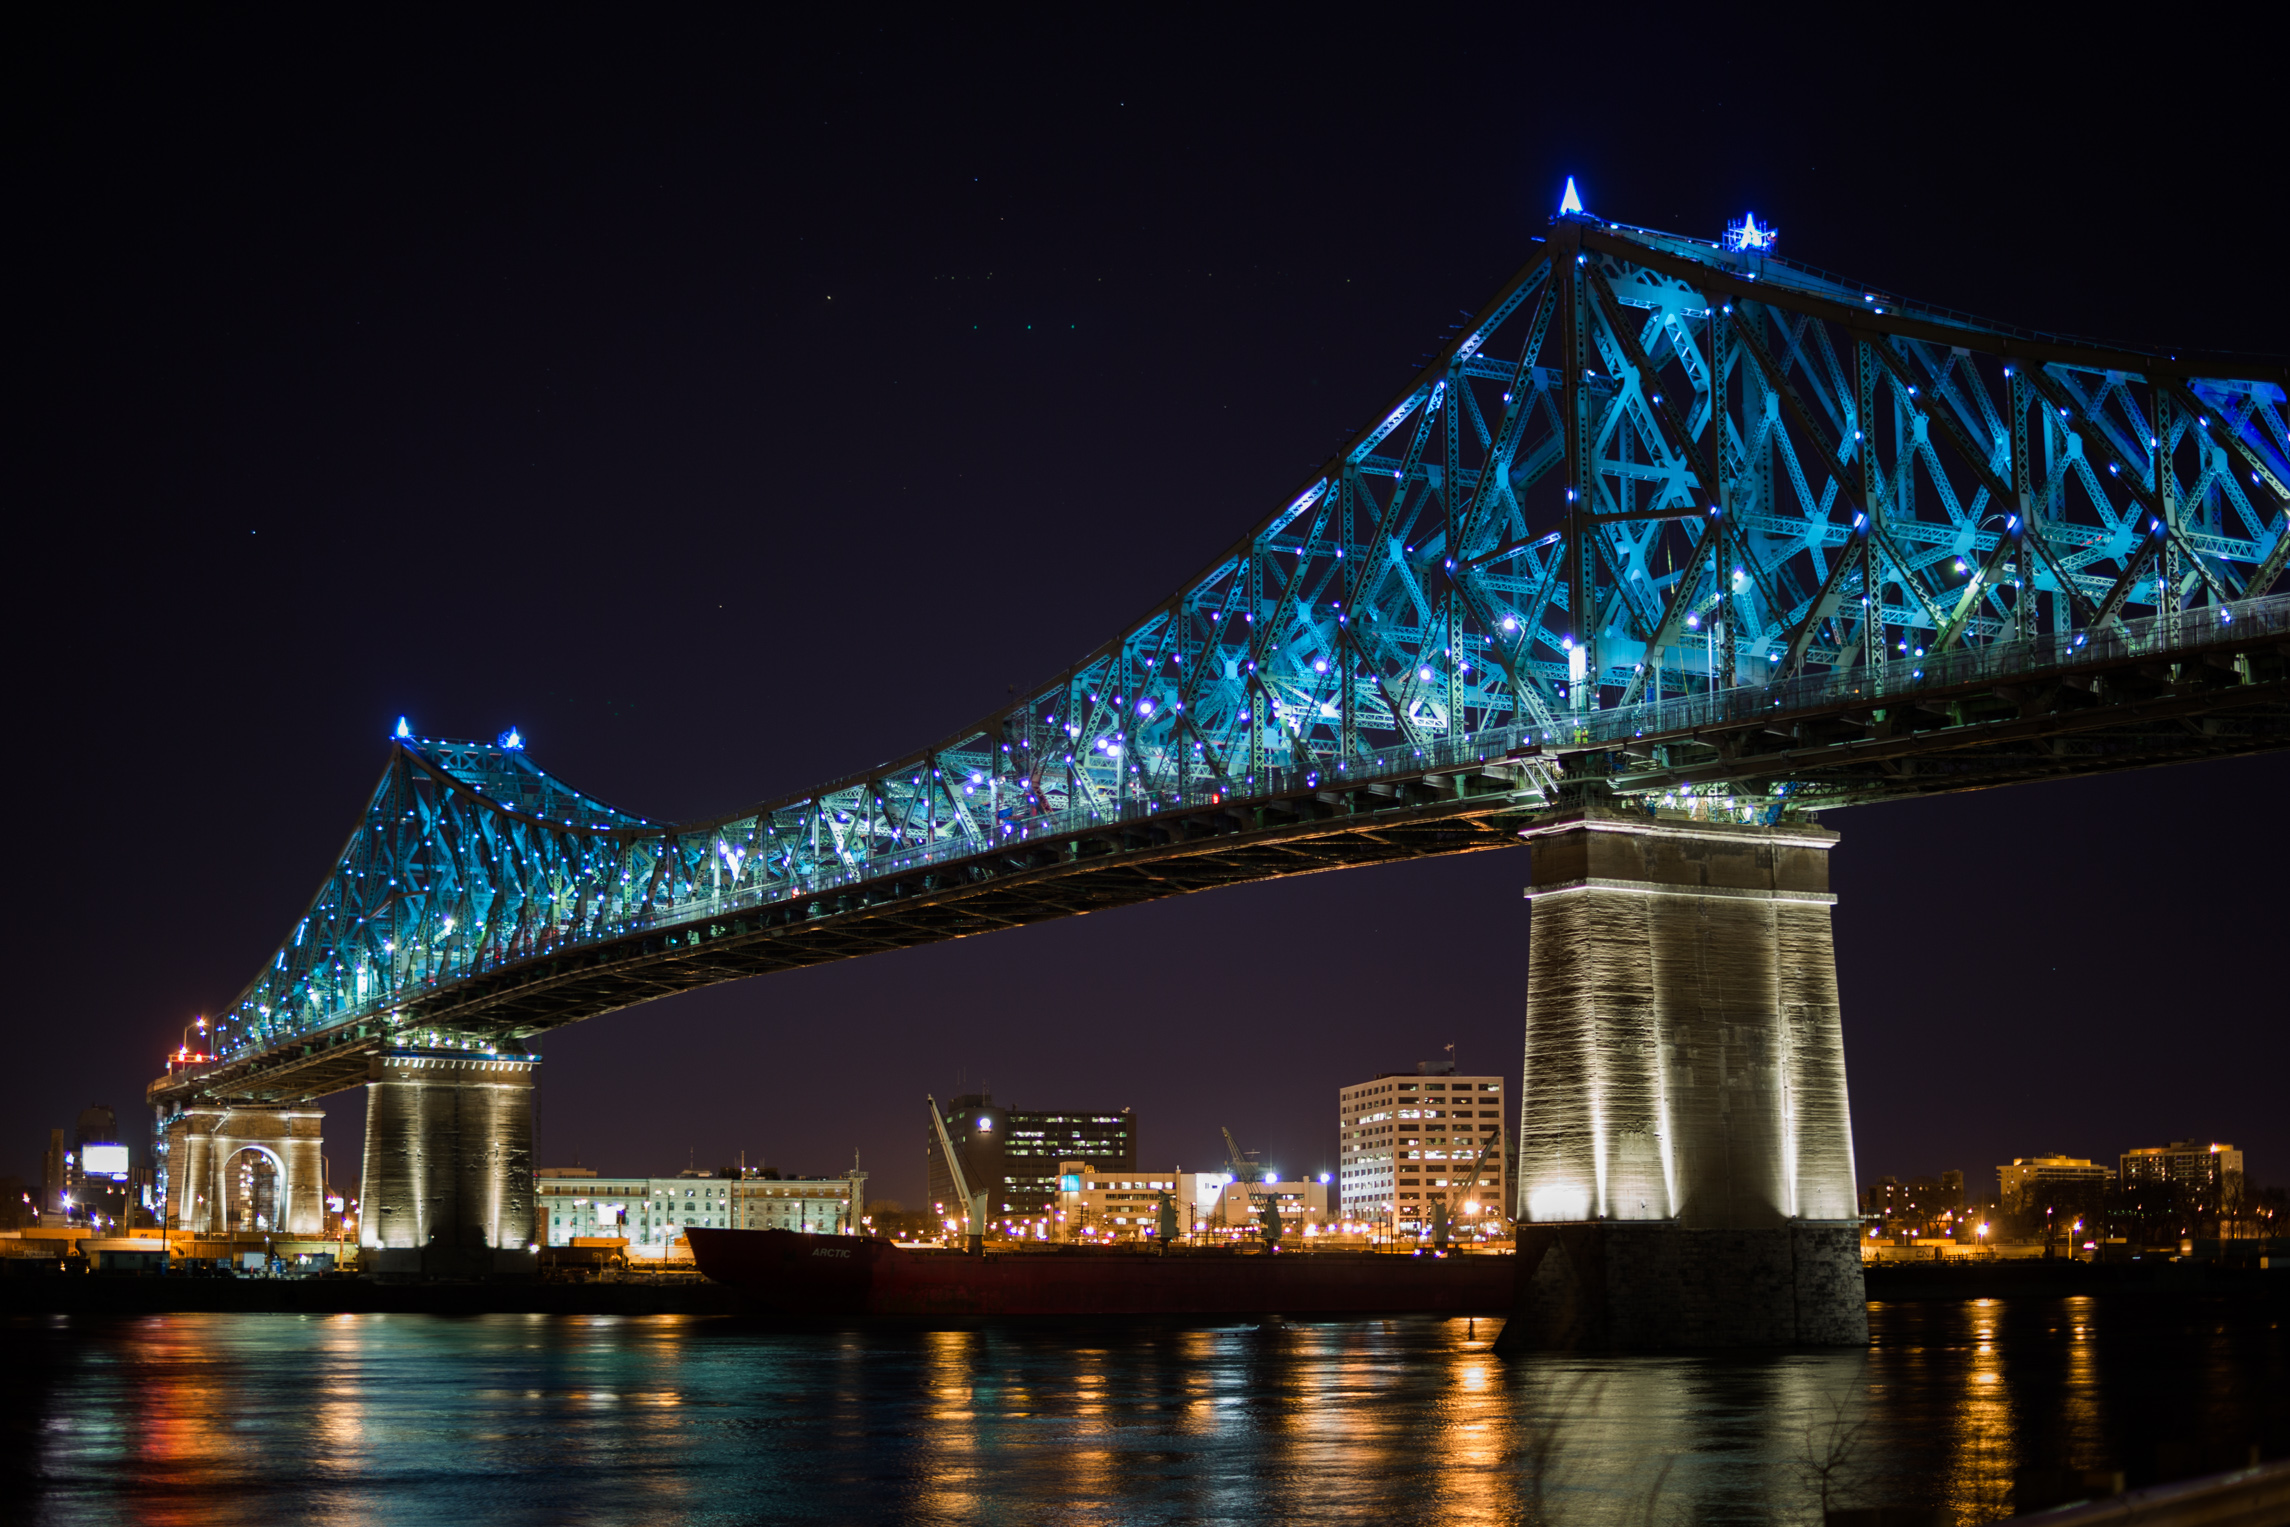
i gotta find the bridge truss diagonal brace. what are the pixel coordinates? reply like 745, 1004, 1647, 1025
2019, 366, 2232, 619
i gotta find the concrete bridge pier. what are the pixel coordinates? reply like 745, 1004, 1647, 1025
1495, 805, 1868, 1353
157, 1103, 327, 1236
358, 1049, 539, 1277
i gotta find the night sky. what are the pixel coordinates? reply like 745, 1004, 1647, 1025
9, 13, 2284, 1212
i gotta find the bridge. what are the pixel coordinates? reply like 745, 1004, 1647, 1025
150, 201, 2289, 1332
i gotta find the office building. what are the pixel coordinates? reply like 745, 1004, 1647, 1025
1339, 1061, 1507, 1228
927, 1095, 1135, 1221
534, 1165, 867, 1251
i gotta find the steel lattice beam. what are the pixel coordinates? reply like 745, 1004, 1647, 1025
153, 211, 2290, 1110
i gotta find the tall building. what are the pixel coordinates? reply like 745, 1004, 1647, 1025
927, 1095, 1135, 1222
2115, 1140, 2244, 1190
1998, 1154, 2110, 1227
74, 1105, 119, 1160
68, 1104, 132, 1228
1339, 1061, 1507, 1229
41, 1129, 66, 1216
534, 1165, 867, 1249
2120, 1140, 2244, 1211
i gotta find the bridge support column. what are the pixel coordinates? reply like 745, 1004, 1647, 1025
359, 1049, 538, 1277
1495, 805, 1867, 1352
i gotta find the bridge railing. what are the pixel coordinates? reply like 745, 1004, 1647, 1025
461, 592, 2290, 941
546, 590, 2287, 936
1588, 593, 2285, 757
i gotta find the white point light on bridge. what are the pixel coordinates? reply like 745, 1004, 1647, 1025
394, 716, 411, 739
1558, 176, 1584, 216
1724, 212, 1778, 253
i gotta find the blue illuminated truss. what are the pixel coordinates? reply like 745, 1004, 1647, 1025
167, 208, 2290, 1096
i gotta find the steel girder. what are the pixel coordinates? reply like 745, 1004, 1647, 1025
155, 214, 2290, 1107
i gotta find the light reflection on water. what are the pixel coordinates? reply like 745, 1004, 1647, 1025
2, 1297, 2282, 1525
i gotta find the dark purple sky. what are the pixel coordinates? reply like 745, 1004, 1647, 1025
8, 12, 2284, 1210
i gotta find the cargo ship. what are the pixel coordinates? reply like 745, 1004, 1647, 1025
686, 1227, 1516, 1319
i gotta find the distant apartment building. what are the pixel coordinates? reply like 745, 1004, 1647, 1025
1339, 1061, 1507, 1228
2120, 1141, 2244, 1210
1863, 1171, 1965, 1228
1998, 1154, 2110, 1227
1052, 1162, 1332, 1239
927, 1095, 1135, 1223
534, 1166, 867, 1249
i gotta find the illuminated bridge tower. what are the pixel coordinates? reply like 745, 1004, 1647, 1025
157, 1104, 326, 1237
358, 1049, 539, 1275
1497, 803, 1866, 1351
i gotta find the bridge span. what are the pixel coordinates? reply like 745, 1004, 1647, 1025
149, 207, 2288, 1335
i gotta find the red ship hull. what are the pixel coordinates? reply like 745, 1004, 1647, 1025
686, 1229, 1516, 1319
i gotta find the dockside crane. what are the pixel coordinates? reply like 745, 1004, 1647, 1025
1212, 1127, 1259, 1237
1219, 1126, 1262, 1184
1220, 1127, 1285, 1244
926, 1095, 988, 1254
1430, 1133, 1501, 1251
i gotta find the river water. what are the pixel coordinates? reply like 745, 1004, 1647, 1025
3, 1295, 2283, 1525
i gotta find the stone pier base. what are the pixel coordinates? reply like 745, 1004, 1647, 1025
1497, 805, 1868, 1352
359, 1049, 538, 1278
1494, 1221, 1868, 1352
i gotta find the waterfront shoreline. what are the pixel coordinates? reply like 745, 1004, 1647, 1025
1863, 1258, 2287, 1303
0, 1258, 2281, 1318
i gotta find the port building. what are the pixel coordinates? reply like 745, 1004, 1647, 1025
534, 1165, 867, 1251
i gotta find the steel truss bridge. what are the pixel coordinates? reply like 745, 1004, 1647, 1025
153, 210, 2290, 1112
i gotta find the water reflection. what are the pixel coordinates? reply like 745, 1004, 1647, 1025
1, 1297, 2281, 1525
1940, 1298, 2017, 1520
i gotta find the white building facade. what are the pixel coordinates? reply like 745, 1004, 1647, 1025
536, 1167, 867, 1250
1052, 1163, 1332, 1241
1339, 1065, 1508, 1229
